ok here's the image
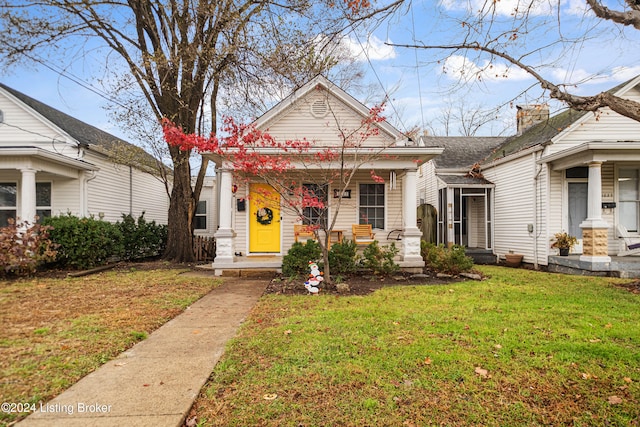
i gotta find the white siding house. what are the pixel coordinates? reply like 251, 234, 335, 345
420, 74, 640, 276
205, 76, 443, 275
0, 83, 169, 226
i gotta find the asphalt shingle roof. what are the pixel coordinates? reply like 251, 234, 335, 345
420, 136, 507, 169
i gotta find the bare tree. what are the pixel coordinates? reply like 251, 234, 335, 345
0, 0, 374, 262
390, 0, 640, 122
428, 98, 506, 136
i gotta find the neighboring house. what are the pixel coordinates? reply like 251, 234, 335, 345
0, 83, 169, 227
204, 75, 443, 275
421, 74, 640, 276
193, 176, 217, 238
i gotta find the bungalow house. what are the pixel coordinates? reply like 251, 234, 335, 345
0, 83, 169, 227
421, 74, 640, 277
205, 75, 443, 275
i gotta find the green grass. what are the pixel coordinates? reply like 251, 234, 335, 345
0, 268, 219, 426
192, 266, 640, 426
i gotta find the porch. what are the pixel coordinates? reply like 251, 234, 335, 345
548, 254, 640, 278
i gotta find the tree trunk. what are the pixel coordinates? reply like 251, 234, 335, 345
163, 150, 195, 263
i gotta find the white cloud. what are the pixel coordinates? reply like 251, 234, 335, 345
609, 65, 640, 82
440, 0, 559, 17
342, 35, 397, 61
440, 55, 532, 82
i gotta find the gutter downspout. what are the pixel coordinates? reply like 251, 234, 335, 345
532, 146, 548, 269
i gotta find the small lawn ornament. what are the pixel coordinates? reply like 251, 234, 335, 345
304, 280, 320, 295
308, 261, 324, 283
304, 261, 323, 295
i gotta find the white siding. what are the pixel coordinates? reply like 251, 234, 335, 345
484, 153, 539, 263
262, 89, 395, 148
86, 153, 169, 224
549, 87, 640, 155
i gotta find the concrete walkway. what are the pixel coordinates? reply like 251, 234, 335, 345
18, 277, 267, 427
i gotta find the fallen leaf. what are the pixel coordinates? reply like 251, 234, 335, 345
624, 377, 632, 383
114, 362, 127, 367
605, 323, 612, 329
464, 324, 470, 330
423, 357, 432, 365
284, 330, 292, 335
589, 338, 601, 343
263, 393, 278, 400
581, 373, 592, 380
192, 330, 200, 334
475, 367, 488, 377
608, 395, 623, 405
494, 344, 502, 349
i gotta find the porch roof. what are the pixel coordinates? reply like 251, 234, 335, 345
437, 174, 494, 186
204, 146, 444, 169
0, 146, 98, 172
539, 141, 640, 170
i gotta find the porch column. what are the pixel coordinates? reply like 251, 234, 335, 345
20, 168, 36, 224
214, 168, 235, 265
402, 169, 424, 264
580, 161, 610, 263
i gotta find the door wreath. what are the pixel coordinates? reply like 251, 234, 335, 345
256, 207, 274, 225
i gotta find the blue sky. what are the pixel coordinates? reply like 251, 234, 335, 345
2, 0, 640, 141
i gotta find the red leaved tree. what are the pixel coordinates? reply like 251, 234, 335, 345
162, 103, 397, 283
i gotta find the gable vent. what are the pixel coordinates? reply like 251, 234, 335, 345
310, 99, 328, 118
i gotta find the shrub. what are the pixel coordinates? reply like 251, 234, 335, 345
422, 241, 474, 275
42, 214, 124, 269
328, 239, 359, 275
116, 213, 167, 260
362, 241, 399, 275
0, 219, 57, 277
282, 240, 321, 277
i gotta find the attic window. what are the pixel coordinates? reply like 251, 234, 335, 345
310, 99, 328, 118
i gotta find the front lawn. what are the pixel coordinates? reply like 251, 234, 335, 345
0, 265, 219, 425
190, 266, 639, 426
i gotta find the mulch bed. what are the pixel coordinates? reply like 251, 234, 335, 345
264, 270, 465, 296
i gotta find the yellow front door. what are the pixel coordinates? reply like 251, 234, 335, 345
249, 183, 281, 253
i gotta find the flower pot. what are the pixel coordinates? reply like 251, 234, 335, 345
504, 254, 523, 267
559, 248, 569, 256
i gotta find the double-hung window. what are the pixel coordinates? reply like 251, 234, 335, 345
194, 200, 207, 230
359, 183, 385, 229
0, 183, 17, 226
36, 182, 52, 220
302, 183, 328, 227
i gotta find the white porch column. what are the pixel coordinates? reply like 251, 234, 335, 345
402, 169, 424, 264
580, 161, 610, 263
213, 168, 235, 265
20, 168, 37, 224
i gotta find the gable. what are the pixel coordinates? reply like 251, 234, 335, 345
255, 77, 403, 148
0, 85, 75, 149
548, 85, 640, 155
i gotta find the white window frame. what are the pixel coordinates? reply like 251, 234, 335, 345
194, 200, 207, 231
0, 182, 17, 226
358, 182, 386, 230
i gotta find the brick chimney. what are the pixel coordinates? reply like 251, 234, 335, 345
516, 104, 549, 135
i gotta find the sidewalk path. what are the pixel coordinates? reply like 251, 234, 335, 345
18, 276, 267, 427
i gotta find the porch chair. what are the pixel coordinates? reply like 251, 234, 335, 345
352, 224, 376, 246
294, 224, 316, 243
616, 224, 640, 256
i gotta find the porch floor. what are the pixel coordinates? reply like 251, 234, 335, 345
548, 254, 640, 278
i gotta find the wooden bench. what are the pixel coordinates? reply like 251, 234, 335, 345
294, 224, 316, 243
352, 224, 376, 246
